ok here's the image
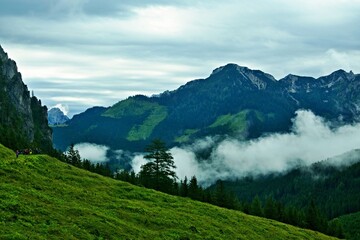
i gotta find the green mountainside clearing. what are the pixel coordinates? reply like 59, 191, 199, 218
210, 110, 249, 132
0, 144, 336, 240
102, 98, 168, 141
102, 97, 167, 119
174, 129, 200, 143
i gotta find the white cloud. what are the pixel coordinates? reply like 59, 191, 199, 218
74, 143, 109, 163
131, 110, 360, 186
50, 103, 69, 115
131, 154, 147, 173
170, 147, 199, 180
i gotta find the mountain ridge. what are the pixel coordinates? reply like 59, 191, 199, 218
53, 64, 360, 152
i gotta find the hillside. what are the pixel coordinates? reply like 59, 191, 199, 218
0, 144, 336, 240
53, 64, 360, 152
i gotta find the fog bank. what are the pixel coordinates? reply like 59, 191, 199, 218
132, 110, 360, 186
74, 143, 109, 163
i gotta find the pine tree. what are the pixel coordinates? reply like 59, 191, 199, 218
250, 195, 263, 217
305, 199, 327, 232
82, 159, 92, 171
139, 139, 177, 193
264, 196, 277, 220
139, 162, 156, 188
66, 144, 81, 167
188, 176, 200, 200
180, 177, 189, 197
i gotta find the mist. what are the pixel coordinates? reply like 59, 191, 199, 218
74, 143, 109, 163
131, 110, 360, 186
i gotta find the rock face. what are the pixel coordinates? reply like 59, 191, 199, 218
0, 45, 52, 151
48, 108, 69, 125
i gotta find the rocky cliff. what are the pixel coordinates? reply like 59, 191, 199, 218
0, 45, 52, 151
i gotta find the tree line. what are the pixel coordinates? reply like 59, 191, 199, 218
60, 144, 112, 177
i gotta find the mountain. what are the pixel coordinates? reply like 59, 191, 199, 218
280, 69, 360, 121
53, 63, 360, 152
48, 107, 69, 125
0, 45, 52, 152
0, 143, 336, 239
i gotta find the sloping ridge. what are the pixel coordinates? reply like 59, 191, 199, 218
0, 144, 336, 239
54, 63, 360, 152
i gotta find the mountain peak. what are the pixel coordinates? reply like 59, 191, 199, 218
329, 69, 355, 79
210, 63, 248, 76
0, 45, 9, 64
318, 69, 356, 85
48, 107, 70, 125
210, 63, 276, 90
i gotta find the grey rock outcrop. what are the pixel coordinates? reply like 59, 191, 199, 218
48, 108, 69, 125
0, 45, 52, 150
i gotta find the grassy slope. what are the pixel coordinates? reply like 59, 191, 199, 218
174, 129, 200, 143
210, 111, 248, 132
101, 98, 168, 141
0, 144, 336, 240
338, 211, 360, 240
126, 107, 167, 141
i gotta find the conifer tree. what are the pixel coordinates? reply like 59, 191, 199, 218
139, 139, 177, 193
305, 199, 327, 232
188, 175, 200, 200
264, 196, 277, 220
215, 180, 227, 208
66, 144, 81, 167
250, 195, 264, 217
180, 176, 189, 197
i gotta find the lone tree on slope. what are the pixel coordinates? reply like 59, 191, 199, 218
139, 139, 177, 193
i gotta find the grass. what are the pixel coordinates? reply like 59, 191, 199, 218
100, 98, 168, 141
174, 129, 199, 143
127, 107, 168, 141
102, 98, 167, 119
210, 110, 249, 132
0, 144, 337, 239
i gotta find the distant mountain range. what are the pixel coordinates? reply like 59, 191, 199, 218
48, 107, 69, 125
52, 63, 360, 151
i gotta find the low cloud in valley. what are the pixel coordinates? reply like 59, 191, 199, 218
74, 143, 109, 163
132, 110, 360, 186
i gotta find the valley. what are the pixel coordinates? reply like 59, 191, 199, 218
1, 41, 360, 239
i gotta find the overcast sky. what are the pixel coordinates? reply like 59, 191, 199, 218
1, 0, 360, 117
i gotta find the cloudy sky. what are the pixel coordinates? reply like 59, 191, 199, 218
1, 0, 360, 116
